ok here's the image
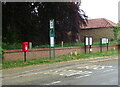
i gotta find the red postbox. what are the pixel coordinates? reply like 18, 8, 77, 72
22, 42, 28, 51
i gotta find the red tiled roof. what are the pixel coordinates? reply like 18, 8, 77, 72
80, 18, 118, 29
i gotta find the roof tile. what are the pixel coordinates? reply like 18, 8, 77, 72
81, 18, 117, 29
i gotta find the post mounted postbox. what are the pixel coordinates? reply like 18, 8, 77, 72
22, 42, 28, 51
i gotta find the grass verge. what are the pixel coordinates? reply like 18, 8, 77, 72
2, 49, 118, 69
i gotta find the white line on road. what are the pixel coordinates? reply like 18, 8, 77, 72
76, 74, 91, 79
44, 81, 61, 85
103, 69, 114, 72
89, 58, 118, 63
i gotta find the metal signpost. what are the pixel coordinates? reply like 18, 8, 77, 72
49, 19, 55, 59
100, 38, 109, 52
84, 36, 93, 53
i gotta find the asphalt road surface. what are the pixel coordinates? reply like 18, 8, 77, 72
2, 56, 118, 85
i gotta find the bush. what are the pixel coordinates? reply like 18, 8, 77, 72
0, 46, 4, 61
2, 41, 119, 50
2, 43, 22, 50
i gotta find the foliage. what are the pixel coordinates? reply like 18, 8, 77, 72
0, 46, 4, 61
113, 26, 119, 40
2, 43, 22, 50
2, 41, 119, 50
2, 2, 88, 46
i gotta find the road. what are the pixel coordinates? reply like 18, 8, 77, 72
2, 56, 118, 85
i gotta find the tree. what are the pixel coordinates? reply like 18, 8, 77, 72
113, 26, 119, 40
2, 2, 88, 46
36, 2, 88, 43
2, 2, 35, 44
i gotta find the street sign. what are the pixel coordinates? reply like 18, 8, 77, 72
85, 36, 93, 46
102, 38, 109, 44
89, 37, 92, 45
49, 19, 55, 37
50, 37, 54, 47
49, 19, 55, 47
100, 38, 109, 52
50, 28, 55, 37
84, 36, 93, 53
49, 19, 55, 59
85, 37, 89, 45
50, 19, 54, 29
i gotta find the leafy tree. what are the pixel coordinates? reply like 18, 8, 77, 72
2, 2, 34, 44
113, 26, 119, 40
2, 2, 88, 46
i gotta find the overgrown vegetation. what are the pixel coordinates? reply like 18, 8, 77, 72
0, 46, 3, 69
2, 43, 22, 50
2, 49, 118, 69
113, 26, 119, 40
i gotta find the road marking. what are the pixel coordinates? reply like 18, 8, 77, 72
76, 74, 91, 78
50, 69, 92, 77
103, 69, 114, 72
66, 71, 92, 77
77, 65, 113, 70
2, 64, 91, 80
99, 66, 113, 70
60, 74, 64, 76
45, 81, 61, 85
89, 58, 118, 63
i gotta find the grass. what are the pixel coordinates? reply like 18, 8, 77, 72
2, 49, 118, 69
33, 41, 119, 48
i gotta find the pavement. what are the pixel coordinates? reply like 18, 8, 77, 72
1, 55, 118, 85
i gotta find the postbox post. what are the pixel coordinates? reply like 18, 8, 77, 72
22, 42, 28, 62
24, 51, 26, 62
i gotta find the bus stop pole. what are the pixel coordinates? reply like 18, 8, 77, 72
24, 51, 26, 62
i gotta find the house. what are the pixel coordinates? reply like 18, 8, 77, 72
80, 18, 119, 42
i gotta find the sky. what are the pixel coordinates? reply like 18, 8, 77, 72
80, 0, 119, 23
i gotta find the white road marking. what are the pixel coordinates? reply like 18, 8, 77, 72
77, 65, 113, 70
76, 74, 91, 78
55, 71, 58, 73
61, 70, 92, 77
60, 74, 64, 76
45, 81, 61, 85
98, 66, 113, 70
43, 65, 113, 80
89, 58, 118, 63
105, 66, 113, 68
103, 69, 114, 72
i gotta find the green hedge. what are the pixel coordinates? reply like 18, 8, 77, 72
2, 41, 119, 50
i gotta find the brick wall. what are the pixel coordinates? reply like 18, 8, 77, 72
80, 28, 114, 42
3, 45, 118, 61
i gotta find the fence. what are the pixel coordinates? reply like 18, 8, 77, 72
3, 45, 119, 61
